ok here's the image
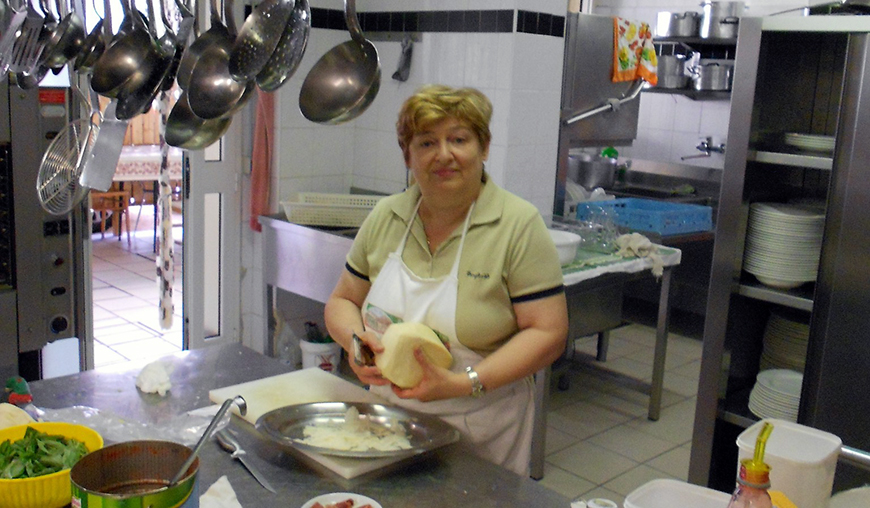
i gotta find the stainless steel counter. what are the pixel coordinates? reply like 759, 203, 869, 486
28, 344, 570, 507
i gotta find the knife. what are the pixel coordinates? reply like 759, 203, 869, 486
215, 429, 277, 493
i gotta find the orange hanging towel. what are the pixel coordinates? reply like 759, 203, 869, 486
612, 17, 658, 86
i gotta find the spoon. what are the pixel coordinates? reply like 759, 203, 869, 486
169, 395, 247, 486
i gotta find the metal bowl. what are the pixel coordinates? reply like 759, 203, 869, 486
256, 401, 460, 458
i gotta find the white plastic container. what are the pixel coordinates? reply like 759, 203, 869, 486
624, 478, 730, 508
737, 418, 842, 508
300, 340, 343, 374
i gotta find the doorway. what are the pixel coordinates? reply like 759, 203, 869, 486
89, 170, 185, 368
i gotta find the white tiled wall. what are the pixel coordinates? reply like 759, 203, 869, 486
240, 1, 566, 350
592, 0, 813, 169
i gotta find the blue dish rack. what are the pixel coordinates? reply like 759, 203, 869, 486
575, 198, 713, 236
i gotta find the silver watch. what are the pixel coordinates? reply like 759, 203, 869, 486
465, 366, 485, 398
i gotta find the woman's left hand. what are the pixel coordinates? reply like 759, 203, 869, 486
390, 347, 467, 402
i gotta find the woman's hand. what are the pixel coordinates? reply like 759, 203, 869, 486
349, 330, 391, 387
391, 347, 468, 401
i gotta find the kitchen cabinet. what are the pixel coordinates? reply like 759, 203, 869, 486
689, 16, 870, 493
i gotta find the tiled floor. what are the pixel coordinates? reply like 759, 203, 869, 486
91, 203, 184, 368
90, 204, 702, 505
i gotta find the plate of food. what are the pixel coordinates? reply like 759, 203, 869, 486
256, 401, 460, 458
301, 492, 382, 508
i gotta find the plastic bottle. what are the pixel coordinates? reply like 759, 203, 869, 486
727, 422, 774, 508
600, 146, 619, 159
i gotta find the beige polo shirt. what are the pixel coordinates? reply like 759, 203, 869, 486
346, 177, 564, 354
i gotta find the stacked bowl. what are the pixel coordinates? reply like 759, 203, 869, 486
743, 202, 825, 289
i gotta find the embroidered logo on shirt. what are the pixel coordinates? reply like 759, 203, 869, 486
466, 270, 490, 280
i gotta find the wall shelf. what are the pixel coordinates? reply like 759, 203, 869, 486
643, 87, 730, 101
734, 280, 814, 312
748, 150, 833, 170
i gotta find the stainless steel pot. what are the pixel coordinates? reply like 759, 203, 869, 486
656, 11, 700, 37
568, 153, 617, 190
690, 60, 733, 91
657, 54, 689, 89
701, 1, 744, 38
70, 440, 199, 508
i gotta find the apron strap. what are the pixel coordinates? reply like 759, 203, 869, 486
449, 201, 476, 277
397, 197, 476, 279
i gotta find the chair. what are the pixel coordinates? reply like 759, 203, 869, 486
90, 190, 132, 244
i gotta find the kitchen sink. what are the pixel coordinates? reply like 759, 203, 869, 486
608, 185, 717, 207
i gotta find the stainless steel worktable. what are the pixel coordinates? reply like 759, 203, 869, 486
28, 343, 570, 508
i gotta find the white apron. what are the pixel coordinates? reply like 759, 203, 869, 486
361, 199, 535, 476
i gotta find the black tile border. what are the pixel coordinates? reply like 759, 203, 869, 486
309, 8, 565, 38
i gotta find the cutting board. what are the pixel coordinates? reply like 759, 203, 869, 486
209, 368, 410, 479
208, 368, 383, 425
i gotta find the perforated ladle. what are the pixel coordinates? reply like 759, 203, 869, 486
169, 395, 247, 486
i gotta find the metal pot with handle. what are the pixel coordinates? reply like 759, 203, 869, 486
689, 59, 734, 91
568, 152, 618, 190
656, 11, 700, 37
657, 54, 690, 89
700, 1, 744, 38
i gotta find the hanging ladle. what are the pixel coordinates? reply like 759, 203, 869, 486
40, 0, 85, 70
90, 0, 162, 99
255, 0, 310, 92
168, 395, 247, 486
298, 0, 380, 124
186, 0, 253, 120
228, 0, 294, 81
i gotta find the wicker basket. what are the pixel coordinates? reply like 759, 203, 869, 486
281, 193, 383, 227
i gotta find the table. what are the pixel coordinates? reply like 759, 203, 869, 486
28, 344, 571, 508
112, 145, 184, 250
258, 215, 682, 481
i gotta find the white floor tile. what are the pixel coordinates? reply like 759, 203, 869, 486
587, 424, 681, 463
537, 464, 597, 500
548, 441, 638, 484
602, 463, 677, 497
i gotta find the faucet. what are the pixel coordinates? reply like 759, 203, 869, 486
681, 136, 726, 160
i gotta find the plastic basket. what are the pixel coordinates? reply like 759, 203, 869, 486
295, 192, 383, 208
575, 198, 713, 236
281, 193, 383, 227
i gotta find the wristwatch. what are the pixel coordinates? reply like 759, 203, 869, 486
465, 366, 486, 398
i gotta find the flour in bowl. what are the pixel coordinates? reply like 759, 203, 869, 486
298, 407, 412, 452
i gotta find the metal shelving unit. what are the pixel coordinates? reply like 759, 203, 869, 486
689, 16, 870, 494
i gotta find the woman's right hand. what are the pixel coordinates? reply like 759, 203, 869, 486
349, 330, 391, 386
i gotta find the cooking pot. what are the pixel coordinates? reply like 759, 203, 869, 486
657, 54, 689, 89
70, 440, 199, 507
568, 153, 617, 190
655, 11, 700, 37
701, 1, 744, 38
690, 59, 733, 91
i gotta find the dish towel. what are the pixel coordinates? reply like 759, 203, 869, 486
612, 17, 658, 86
616, 233, 664, 277
156, 90, 175, 330
250, 88, 275, 232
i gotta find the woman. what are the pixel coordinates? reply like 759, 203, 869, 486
324, 85, 568, 475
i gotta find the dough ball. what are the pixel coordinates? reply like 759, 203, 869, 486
375, 322, 453, 388
0, 402, 35, 430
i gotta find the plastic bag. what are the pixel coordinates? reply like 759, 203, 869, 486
40, 405, 230, 446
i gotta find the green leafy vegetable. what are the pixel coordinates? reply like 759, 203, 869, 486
0, 427, 89, 479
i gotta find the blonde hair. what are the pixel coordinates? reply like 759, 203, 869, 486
396, 85, 493, 161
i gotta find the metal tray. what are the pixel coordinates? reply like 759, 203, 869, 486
255, 402, 460, 458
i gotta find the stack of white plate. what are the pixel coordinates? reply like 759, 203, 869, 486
759, 310, 809, 372
783, 132, 835, 154
743, 202, 825, 289
748, 369, 803, 422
